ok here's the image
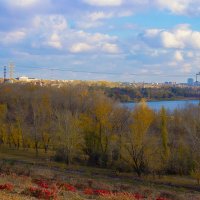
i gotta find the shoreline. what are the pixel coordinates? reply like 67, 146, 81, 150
121, 97, 200, 103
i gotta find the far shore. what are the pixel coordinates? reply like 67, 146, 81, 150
121, 97, 200, 103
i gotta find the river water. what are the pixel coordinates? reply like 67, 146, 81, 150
123, 99, 200, 111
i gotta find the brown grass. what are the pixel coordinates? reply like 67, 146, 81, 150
1, 148, 200, 199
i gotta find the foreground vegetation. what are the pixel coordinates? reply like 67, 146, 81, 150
0, 153, 200, 200
0, 83, 200, 199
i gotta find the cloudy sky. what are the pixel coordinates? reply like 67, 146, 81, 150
0, 0, 200, 82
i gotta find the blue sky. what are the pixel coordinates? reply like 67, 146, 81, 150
0, 0, 200, 82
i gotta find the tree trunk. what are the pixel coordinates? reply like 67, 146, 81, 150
44, 145, 48, 154
35, 142, 39, 157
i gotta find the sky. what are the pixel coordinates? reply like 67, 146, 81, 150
0, 0, 200, 83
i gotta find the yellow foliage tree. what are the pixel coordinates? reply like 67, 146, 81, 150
10, 122, 23, 149
56, 111, 83, 165
81, 93, 114, 166
122, 99, 154, 176
0, 104, 7, 146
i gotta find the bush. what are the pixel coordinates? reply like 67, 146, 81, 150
53, 148, 69, 163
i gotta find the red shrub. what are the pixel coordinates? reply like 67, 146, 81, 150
63, 183, 76, 192
34, 180, 49, 189
0, 183, 14, 191
84, 188, 112, 196
94, 189, 112, 196
156, 197, 170, 200
0, 173, 6, 177
83, 188, 145, 199
84, 188, 94, 195
132, 193, 145, 199
75, 183, 86, 190
51, 184, 58, 193
28, 186, 57, 200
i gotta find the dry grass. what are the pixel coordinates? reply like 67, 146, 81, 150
0, 191, 37, 200
1, 149, 200, 199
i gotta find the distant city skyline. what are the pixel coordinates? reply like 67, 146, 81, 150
0, 0, 200, 82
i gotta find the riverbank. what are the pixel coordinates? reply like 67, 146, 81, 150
121, 97, 200, 103
104, 86, 200, 103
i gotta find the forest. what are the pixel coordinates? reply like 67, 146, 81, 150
0, 83, 200, 181
96, 86, 200, 102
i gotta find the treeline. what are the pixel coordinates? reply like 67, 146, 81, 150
0, 83, 200, 179
96, 86, 200, 102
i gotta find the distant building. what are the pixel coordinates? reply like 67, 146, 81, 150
164, 82, 176, 85
4, 79, 14, 83
16, 76, 38, 82
187, 78, 194, 86
17, 76, 29, 81
194, 81, 200, 86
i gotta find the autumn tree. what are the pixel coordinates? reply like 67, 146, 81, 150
55, 111, 83, 165
40, 94, 54, 153
10, 121, 22, 149
183, 105, 200, 181
109, 107, 131, 168
0, 104, 7, 146
160, 107, 170, 161
0, 83, 200, 177
122, 99, 154, 176
79, 92, 116, 167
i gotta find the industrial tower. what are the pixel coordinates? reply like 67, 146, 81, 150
4, 66, 6, 82
196, 72, 200, 83
9, 62, 14, 80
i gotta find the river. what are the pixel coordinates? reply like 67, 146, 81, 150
123, 99, 200, 111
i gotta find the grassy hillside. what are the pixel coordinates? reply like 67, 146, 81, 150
0, 149, 200, 200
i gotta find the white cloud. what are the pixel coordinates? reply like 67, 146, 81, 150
30, 15, 69, 49
76, 10, 133, 29
46, 33, 62, 49
0, 30, 26, 44
69, 33, 120, 54
161, 31, 183, 48
174, 51, 184, 61
83, 0, 122, 7
29, 15, 120, 53
102, 43, 120, 53
88, 12, 114, 21
76, 21, 103, 29
5, 0, 39, 7
181, 63, 192, 73
155, 0, 189, 14
141, 25, 200, 49
86, 10, 133, 21
70, 43, 93, 53
117, 10, 133, 17
144, 29, 163, 37
154, 0, 200, 15
82, 0, 200, 16
76, 12, 113, 29
33, 15, 68, 32
187, 51, 194, 58
89, 33, 117, 43
71, 32, 119, 53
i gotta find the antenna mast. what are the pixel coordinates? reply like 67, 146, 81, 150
196, 72, 200, 83
3, 66, 6, 82
9, 62, 14, 80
